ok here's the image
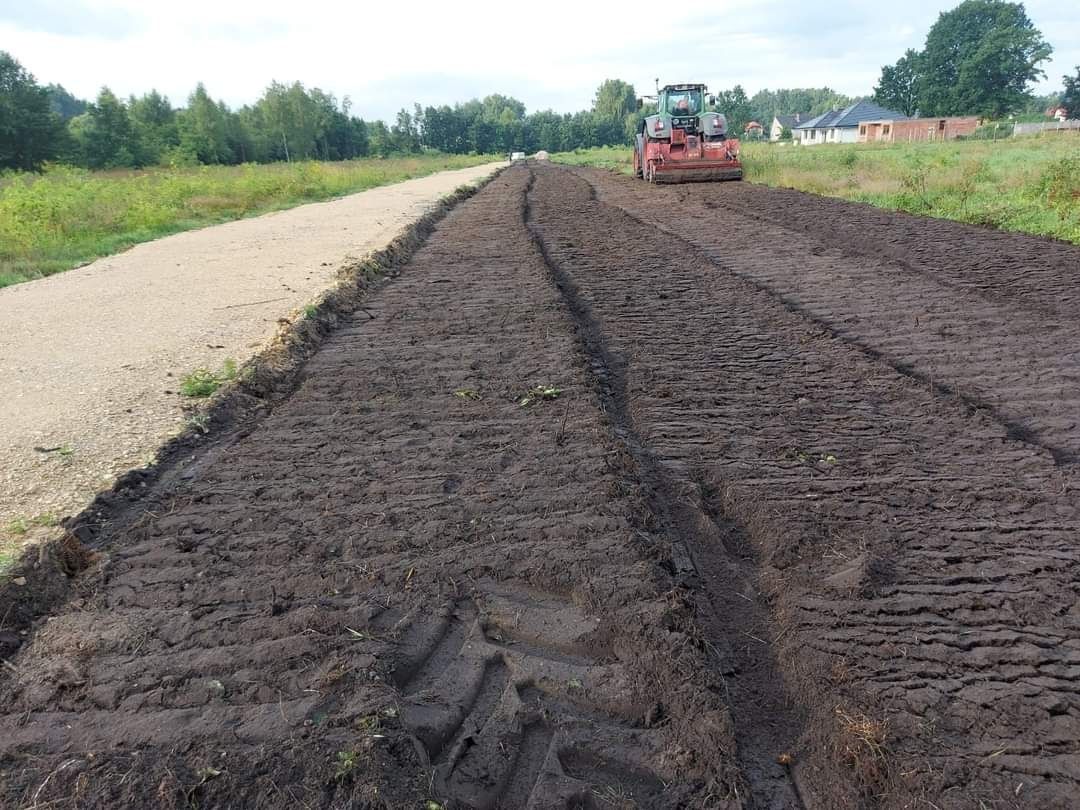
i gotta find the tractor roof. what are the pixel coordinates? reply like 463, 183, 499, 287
662, 83, 707, 92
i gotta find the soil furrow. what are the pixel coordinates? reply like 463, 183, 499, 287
525, 167, 806, 810
525, 162, 1080, 809
571, 166, 1080, 466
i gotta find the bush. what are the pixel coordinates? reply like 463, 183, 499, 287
969, 121, 1014, 140
1038, 154, 1080, 214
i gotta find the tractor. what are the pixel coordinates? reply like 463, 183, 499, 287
633, 83, 743, 183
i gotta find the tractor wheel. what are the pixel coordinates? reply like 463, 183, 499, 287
633, 135, 644, 178
645, 161, 657, 183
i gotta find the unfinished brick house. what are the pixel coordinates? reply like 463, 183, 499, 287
859, 116, 980, 143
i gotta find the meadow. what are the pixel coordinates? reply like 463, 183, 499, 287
0, 153, 496, 288
554, 133, 1080, 245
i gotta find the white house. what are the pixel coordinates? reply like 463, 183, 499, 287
794, 100, 908, 145
770, 113, 808, 142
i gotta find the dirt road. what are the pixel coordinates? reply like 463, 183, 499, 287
1, 164, 1077, 809
0, 162, 502, 533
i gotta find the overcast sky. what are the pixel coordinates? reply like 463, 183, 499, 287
2, 0, 1077, 119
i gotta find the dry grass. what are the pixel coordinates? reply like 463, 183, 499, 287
835, 705, 890, 789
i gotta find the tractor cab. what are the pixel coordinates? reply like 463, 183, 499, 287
660, 85, 704, 128
661, 85, 706, 130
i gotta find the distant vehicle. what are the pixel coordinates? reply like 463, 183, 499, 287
510, 152, 526, 162
633, 82, 743, 183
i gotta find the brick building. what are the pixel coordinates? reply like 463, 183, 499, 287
858, 116, 980, 143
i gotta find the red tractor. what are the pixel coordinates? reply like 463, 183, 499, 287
633, 83, 743, 183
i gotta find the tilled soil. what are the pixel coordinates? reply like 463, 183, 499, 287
1, 163, 1078, 810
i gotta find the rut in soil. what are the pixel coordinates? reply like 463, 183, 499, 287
524, 165, 808, 810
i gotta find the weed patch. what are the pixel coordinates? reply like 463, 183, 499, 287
180, 359, 238, 398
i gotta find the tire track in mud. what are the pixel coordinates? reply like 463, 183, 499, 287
0, 167, 737, 809
527, 162, 1080, 809
524, 168, 808, 810
392, 589, 675, 808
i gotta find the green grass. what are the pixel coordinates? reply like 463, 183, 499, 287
552, 134, 1080, 244
4, 518, 28, 536
0, 546, 16, 578
552, 146, 631, 173
1, 514, 59, 577
180, 358, 238, 398
0, 153, 497, 288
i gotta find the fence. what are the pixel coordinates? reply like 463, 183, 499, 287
1013, 120, 1080, 136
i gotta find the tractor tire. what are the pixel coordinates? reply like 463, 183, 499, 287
633, 135, 644, 179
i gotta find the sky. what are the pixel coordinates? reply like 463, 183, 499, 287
1, 0, 1077, 120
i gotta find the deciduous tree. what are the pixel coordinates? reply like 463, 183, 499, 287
74, 87, 138, 168
178, 84, 232, 164
0, 52, 64, 171
1062, 67, 1080, 119
593, 79, 636, 122
874, 49, 921, 116
916, 0, 1052, 117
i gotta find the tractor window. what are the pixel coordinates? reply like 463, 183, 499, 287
666, 90, 703, 115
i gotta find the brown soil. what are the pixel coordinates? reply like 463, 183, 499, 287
1, 163, 1078, 810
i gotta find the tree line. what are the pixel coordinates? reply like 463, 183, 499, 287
2, 63, 640, 171
872, 0, 1073, 119
3, 51, 866, 173
9, 0, 1070, 174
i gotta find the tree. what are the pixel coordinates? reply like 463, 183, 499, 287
916, 0, 1052, 117
129, 90, 178, 165
45, 83, 87, 120
368, 120, 393, 157
178, 84, 231, 164
714, 85, 755, 134
0, 52, 65, 171
72, 87, 137, 168
1063, 67, 1080, 118
1019, 90, 1062, 116
390, 107, 421, 153
593, 79, 636, 121
253, 81, 321, 162
874, 49, 921, 116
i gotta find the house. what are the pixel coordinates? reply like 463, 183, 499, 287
794, 100, 907, 145
859, 116, 980, 143
744, 120, 764, 139
1047, 106, 1068, 122
770, 113, 808, 142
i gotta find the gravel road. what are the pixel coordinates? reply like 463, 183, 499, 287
0, 162, 502, 534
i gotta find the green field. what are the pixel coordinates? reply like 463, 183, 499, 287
0, 154, 496, 288
553, 134, 1080, 245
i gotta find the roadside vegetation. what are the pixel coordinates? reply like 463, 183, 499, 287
180, 360, 238, 398
0, 154, 493, 287
1, 514, 58, 577
553, 134, 1080, 245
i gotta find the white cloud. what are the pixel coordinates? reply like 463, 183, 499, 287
1, 0, 1076, 119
